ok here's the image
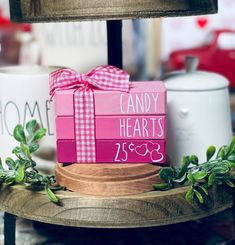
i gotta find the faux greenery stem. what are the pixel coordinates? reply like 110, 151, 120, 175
0, 120, 61, 203
154, 138, 235, 204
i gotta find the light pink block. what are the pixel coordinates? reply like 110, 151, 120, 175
95, 116, 166, 139
55, 82, 166, 116
96, 140, 166, 163
56, 117, 75, 139
57, 140, 76, 163
55, 89, 75, 116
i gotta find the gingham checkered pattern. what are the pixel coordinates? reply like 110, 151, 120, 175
50, 66, 130, 163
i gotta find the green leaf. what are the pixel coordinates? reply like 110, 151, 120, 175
159, 167, 175, 181
216, 146, 226, 160
187, 172, 195, 184
29, 143, 40, 153
208, 172, 216, 187
227, 154, 235, 163
5, 177, 15, 185
223, 179, 235, 188
153, 183, 171, 191
189, 155, 199, 165
20, 143, 31, 159
207, 146, 216, 161
12, 146, 27, 160
192, 171, 208, 181
26, 120, 38, 135
0, 158, 3, 170
5, 157, 15, 170
227, 136, 235, 155
177, 156, 190, 179
194, 189, 204, 204
213, 166, 229, 175
185, 187, 194, 202
223, 160, 235, 169
45, 184, 59, 203
15, 165, 25, 183
32, 128, 46, 142
199, 186, 209, 196
13, 124, 26, 144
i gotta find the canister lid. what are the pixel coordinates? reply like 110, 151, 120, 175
164, 57, 229, 92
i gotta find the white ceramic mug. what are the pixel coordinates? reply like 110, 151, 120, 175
0, 66, 58, 170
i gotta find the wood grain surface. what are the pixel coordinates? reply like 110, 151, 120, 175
55, 163, 162, 196
0, 184, 232, 228
9, 0, 218, 23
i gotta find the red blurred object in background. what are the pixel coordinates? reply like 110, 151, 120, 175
0, 7, 31, 65
166, 29, 235, 89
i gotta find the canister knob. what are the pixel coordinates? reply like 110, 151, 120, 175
185, 56, 199, 73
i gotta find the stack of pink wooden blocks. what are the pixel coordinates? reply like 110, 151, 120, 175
55, 81, 167, 164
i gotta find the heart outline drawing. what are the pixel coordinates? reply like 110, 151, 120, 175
135, 144, 148, 156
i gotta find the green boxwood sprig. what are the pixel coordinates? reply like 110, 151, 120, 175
0, 120, 62, 203
153, 137, 235, 204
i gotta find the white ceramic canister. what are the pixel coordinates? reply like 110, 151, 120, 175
0, 66, 58, 171
164, 57, 232, 166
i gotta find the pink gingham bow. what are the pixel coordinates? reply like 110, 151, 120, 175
50, 65, 130, 163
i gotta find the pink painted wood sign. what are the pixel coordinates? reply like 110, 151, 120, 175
54, 81, 167, 164
55, 82, 166, 116
56, 116, 166, 140
57, 140, 166, 164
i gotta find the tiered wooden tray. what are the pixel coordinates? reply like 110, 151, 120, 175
0, 184, 232, 228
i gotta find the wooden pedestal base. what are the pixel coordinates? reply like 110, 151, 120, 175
55, 163, 162, 196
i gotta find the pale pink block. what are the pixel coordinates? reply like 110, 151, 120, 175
95, 116, 166, 140
55, 82, 166, 116
94, 81, 166, 115
55, 89, 75, 116
56, 117, 75, 139
96, 140, 166, 163
57, 140, 76, 163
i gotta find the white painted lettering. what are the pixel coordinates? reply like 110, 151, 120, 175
127, 95, 135, 113
157, 117, 164, 137
152, 93, 159, 113
136, 93, 144, 113
133, 118, 141, 137
126, 118, 131, 138
120, 118, 126, 137
120, 94, 125, 114
142, 118, 148, 137
144, 93, 151, 112
150, 118, 156, 137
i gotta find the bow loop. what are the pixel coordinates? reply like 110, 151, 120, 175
49, 65, 130, 97
49, 68, 85, 97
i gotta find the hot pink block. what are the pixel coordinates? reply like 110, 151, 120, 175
56, 117, 75, 139
56, 116, 166, 140
55, 81, 166, 116
57, 139, 166, 164
95, 116, 166, 139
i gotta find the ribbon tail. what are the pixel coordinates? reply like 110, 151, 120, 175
74, 89, 96, 163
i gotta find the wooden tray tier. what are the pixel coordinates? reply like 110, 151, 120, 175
0, 184, 232, 228
9, 0, 217, 23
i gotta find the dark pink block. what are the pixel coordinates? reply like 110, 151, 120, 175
96, 140, 166, 164
57, 140, 76, 163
